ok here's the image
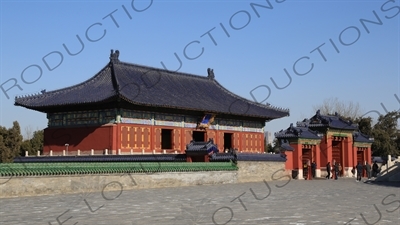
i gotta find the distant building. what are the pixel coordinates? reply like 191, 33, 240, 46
265, 131, 273, 146
275, 110, 373, 179
15, 50, 290, 155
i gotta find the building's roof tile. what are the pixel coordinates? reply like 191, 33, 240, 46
353, 131, 374, 143
275, 123, 322, 139
186, 140, 218, 152
15, 50, 289, 120
299, 110, 358, 130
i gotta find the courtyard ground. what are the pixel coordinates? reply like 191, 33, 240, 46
0, 177, 399, 225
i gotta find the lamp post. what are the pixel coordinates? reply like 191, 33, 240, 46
65, 143, 69, 156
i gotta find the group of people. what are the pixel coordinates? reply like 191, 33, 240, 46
325, 161, 343, 180
352, 161, 380, 182
307, 160, 380, 181
324, 160, 380, 182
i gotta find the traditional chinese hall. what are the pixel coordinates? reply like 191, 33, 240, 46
15, 50, 289, 155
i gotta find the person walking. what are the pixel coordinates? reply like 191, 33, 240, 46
365, 161, 372, 180
356, 162, 363, 182
334, 162, 339, 180
326, 162, 331, 179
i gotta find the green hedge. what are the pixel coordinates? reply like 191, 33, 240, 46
0, 162, 238, 177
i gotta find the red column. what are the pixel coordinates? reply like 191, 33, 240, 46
341, 139, 345, 177
326, 135, 332, 166
260, 134, 264, 152
285, 150, 294, 170
108, 124, 119, 154
353, 146, 358, 167
363, 148, 367, 177
315, 144, 321, 177
293, 143, 303, 179
150, 126, 154, 153
366, 146, 372, 164
181, 127, 185, 152
346, 136, 354, 171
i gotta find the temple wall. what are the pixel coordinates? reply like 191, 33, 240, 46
44, 109, 266, 153
0, 172, 237, 198
0, 161, 287, 198
43, 125, 115, 154
117, 124, 264, 153
43, 124, 265, 154
237, 161, 287, 183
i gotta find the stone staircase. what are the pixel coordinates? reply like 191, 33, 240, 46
375, 156, 400, 182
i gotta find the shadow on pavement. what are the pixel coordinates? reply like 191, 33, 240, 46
363, 180, 400, 188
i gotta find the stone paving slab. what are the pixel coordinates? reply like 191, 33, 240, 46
0, 178, 399, 225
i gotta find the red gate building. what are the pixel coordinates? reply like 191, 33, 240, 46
275, 110, 373, 179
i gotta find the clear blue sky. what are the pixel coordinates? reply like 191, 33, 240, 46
1, 0, 399, 139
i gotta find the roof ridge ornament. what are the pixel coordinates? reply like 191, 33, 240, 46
110, 49, 120, 63
207, 68, 215, 79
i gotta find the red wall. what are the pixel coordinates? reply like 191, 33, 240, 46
119, 124, 264, 153
43, 123, 265, 154
43, 125, 115, 154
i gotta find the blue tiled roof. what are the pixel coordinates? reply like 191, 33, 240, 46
300, 110, 358, 130
186, 140, 218, 153
209, 153, 236, 162
353, 131, 374, 143
275, 123, 322, 139
14, 50, 289, 120
280, 142, 295, 151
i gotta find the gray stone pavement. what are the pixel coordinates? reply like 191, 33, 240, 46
1, 177, 399, 225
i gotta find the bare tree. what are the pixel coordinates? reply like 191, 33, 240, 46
24, 125, 34, 141
312, 97, 362, 120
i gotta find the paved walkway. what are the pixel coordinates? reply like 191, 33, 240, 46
1, 178, 399, 225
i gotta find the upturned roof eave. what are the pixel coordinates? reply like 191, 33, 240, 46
118, 94, 287, 121
14, 95, 119, 113
308, 124, 357, 130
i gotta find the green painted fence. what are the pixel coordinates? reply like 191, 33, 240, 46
0, 162, 238, 177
